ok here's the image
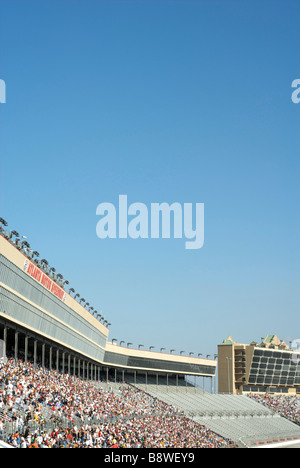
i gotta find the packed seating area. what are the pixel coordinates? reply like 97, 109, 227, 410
247, 393, 300, 426
0, 357, 237, 448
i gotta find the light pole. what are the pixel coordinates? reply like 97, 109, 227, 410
214, 355, 218, 394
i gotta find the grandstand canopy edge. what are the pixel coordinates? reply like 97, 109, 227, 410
0, 235, 109, 337
104, 342, 217, 376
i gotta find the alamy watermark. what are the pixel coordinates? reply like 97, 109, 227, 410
96, 195, 204, 250
0, 79, 6, 103
291, 79, 300, 104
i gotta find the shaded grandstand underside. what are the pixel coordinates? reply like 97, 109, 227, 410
0, 318, 214, 388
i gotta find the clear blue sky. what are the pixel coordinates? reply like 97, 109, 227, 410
0, 0, 299, 358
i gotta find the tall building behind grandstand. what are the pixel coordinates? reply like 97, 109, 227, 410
0, 218, 216, 387
218, 335, 300, 395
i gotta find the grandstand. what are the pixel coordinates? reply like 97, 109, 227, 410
0, 221, 216, 385
1, 219, 300, 448
131, 377, 300, 447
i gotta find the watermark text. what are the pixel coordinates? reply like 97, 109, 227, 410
96, 195, 204, 250
0, 79, 6, 103
291, 79, 300, 104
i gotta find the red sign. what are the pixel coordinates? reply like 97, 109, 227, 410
24, 259, 66, 302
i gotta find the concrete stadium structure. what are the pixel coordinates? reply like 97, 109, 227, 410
1, 221, 300, 448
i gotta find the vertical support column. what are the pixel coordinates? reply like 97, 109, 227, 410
49, 347, 53, 371
56, 349, 59, 373
14, 331, 18, 363
62, 352, 65, 375
73, 357, 76, 377
34, 340, 37, 369
3, 327, 7, 358
42, 343, 45, 371
68, 355, 71, 376
78, 359, 81, 379
24, 336, 28, 368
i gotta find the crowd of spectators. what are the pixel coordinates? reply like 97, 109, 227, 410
247, 393, 300, 426
0, 357, 236, 448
